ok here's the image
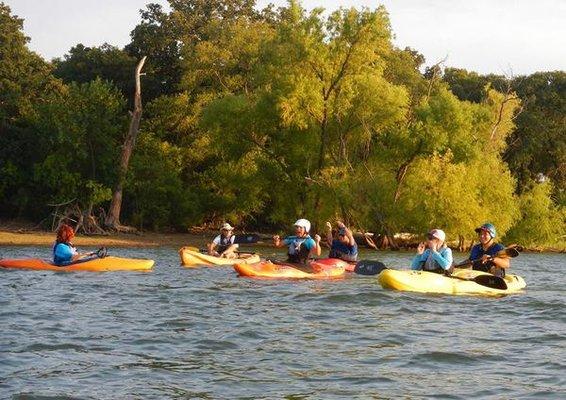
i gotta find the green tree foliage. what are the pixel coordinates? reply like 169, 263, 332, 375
0, 0, 563, 248
126, 3, 183, 100
197, 1, 521, 239
53, 43, 137, 104
0, 3, 59, 217
28, 79, 126, 218
504, 181, 566, 248
505, 72, 566, 203
443, 69, 565, 202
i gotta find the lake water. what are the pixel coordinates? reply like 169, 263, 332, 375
1, 246, 565, 399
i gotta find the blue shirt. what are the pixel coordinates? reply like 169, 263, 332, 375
469, 243, 505, 261
53, 242, 77, 265
282, 235, 316, 255
329, 240, 358, 261
411, 247, 453, 271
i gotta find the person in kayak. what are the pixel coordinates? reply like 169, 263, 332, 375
467, 223, 509, 278
53, 224, 91, 266
273, 218, 321, 264
207, 223, 239, 258
411, 229, 453, 274
325, 221, 358, 262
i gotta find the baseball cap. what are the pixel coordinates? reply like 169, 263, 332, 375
427, 229, 446, 242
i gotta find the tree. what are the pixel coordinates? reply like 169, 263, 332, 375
30, 79, 126, 227
53, 43, 137, 105
504, 181, 566, 248
504, 72, 566, 203
0, 3, 59, 218
105, 57, 147, 231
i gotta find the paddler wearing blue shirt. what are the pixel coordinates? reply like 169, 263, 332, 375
53, 224, 91, 266
467, 223, 509, 278
325, 221, 358, 262
411, 229, 453, 274
273, 218, 321, 264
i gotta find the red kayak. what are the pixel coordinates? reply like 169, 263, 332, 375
234, 258, 350, 279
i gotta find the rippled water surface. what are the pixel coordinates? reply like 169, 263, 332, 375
1, 245, 565, 399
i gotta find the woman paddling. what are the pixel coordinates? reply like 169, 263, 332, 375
466, 223, 509, 278
411, 229, 453, 275
273, 219, 321, 264
53, 224, 92, 266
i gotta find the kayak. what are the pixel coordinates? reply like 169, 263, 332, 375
377, 268, 526, 296
234, 258, 348, 279
179, 247, 260, 267
0, 256, 154, 272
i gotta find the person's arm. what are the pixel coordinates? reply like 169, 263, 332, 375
491, 256, 510, 269
325, 222, 333, 247
208, 236, 220, 255
220, 243, 239, 257
273, 235, 285, 248
313, 235, 322, 256
431, 247, 453, 270
411, 243, 426, 270
343, 225, 356, 247
479, 244, 510, 269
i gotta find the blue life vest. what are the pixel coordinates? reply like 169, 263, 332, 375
53, 242, 75, 266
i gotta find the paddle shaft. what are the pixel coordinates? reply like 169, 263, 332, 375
456, 246, 519, 268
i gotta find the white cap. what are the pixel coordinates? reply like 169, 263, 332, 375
294, 218, 311, 233
428, 229, 446, 242
221, 223, 234, 231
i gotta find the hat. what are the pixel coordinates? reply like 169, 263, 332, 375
293, 218, 311, 233
427, 229, 446, 242
220, 223, 234, 231
475, 223, 496, 238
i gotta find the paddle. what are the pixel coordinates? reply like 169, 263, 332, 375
352, 259, 388, 276
85, 247, 107, 258
455, 246, 520, 268
184, 246, 256, 256
234, 234, 261, 244
449, 273, 508, 290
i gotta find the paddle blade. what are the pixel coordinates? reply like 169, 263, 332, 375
354, 260, 387, 276
498, 247, 520, 258
234, 234, 261, 244
474, 275, 508, 290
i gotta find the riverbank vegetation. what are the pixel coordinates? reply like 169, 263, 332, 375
0, 1, 564, 250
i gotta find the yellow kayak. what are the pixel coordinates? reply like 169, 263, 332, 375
179, 247, 260, 267
378, 268, 526, 296
0, 256, 154, 272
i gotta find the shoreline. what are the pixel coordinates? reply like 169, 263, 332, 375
1, 229, 564, 253
0, 230, 208, 249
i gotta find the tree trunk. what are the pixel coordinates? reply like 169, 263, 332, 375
105, 56, 147, 231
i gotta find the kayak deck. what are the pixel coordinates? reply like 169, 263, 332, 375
234, 258, 348, 279
378, 268, 526, 296
179, 247, 260, 266
0, 256, 154, 272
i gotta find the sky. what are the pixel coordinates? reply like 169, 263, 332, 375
5, 0, 566, 75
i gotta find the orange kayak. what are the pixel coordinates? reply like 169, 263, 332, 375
0, 256, 154, 272
234, 258, 348, 279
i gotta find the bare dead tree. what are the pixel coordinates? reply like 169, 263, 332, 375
105, 56, 147, 233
